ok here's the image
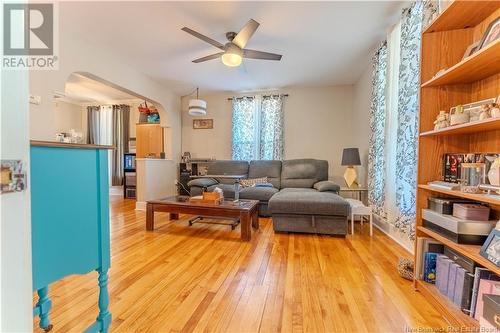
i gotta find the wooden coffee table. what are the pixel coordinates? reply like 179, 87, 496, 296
146, 196, 259, 241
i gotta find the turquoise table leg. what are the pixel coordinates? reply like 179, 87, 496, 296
35, 287, 53, 332
97, 269, 111, 332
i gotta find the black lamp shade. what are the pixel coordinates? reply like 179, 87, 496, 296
341, 148, 361, 166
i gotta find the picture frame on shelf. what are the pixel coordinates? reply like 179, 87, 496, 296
477, 17, 500, 51
480, 229, 500, 268
193, 119, 213, 129
462, 41, 479, 60
463, 98, 497, 122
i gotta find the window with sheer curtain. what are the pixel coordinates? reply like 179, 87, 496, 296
231, 95, 284, 161
368, 1, 434, 242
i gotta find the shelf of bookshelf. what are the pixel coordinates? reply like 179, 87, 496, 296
417, 226, 500, 276
421, 39, 500, 87
424, 1, 500, 33
414, 279, 479, 328
420, 117, 500, 137
418, 185, 500, 207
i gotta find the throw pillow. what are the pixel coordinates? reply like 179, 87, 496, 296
240, 177, 268, 187
313, 181, 340, 192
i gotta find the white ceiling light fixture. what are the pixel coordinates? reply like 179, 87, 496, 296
188, 87, 207, 116
221, 44, 242, 67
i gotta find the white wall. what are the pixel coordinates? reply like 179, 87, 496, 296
181, 86, 356, 185
352, 65, 372, 187
53, 100, 83, 135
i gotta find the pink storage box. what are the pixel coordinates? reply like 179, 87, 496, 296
452, 203, 490, 221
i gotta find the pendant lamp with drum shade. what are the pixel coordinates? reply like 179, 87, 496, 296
188, 87, 207, 116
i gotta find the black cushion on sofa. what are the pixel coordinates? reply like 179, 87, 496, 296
248, 160, 282, 189
239, 186, 279, 202
269, 188, 349, 216
187, 178, 218, 188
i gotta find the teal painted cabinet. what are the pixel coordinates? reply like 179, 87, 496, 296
30, 142, 112, 332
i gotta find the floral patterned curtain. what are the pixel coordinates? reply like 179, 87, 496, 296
232, 95, 285, 161
368, 1, 437, 242
232, 96, 256, 160
393, 1, 426, 240
368, 42, 388, 219
260, 95, 284, 160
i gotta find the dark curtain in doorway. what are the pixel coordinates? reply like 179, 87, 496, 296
86, 104, 130, 186
111, 105, 130, 186
86, 106, 100, 144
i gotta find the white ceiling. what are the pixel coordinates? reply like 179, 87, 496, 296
63, 73, 140, 104
61, 1, 406, 95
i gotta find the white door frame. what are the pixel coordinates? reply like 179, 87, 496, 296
0, 62, 33, 332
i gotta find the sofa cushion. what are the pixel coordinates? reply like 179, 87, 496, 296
313, 180, 340, 193
269, 188, 349, 216
248, 160, 282, 189
207, 160, 249, 184
187, 177, 218, 188
239, 186, 279, 202
281, 159, 328, 188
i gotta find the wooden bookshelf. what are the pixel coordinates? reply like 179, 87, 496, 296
418, 184, 500, 207
424, 1, 500, 33
415, 2, 500, 328
415, 280, 479, 328
420, 117, 500, 137
421, 39, 500, 87
418, 226, 500, 275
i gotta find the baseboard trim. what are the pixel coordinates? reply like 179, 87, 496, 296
135, 201, 146, 211
372, 216, 413, 254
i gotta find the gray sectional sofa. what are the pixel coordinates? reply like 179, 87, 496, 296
187, 159, 350, 236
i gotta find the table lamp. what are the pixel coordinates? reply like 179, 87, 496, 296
341, 148, 361, 188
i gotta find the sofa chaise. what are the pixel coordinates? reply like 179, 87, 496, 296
187, 159, 350, 236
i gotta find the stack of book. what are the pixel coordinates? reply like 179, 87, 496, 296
433, 254, 500, 318
436, 255, 474, 312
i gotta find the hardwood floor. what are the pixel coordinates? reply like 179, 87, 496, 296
34, 196, 448, 332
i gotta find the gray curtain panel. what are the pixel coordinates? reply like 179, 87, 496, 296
111, 104, 130, 186
86, 106, 101, 144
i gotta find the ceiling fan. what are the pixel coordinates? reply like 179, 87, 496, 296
181, 19, 282, 67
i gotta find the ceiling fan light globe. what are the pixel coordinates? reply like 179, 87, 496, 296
221, 52, 242, 67
188, 99, 207, 116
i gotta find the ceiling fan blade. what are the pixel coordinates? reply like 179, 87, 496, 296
232, 19, 260, 49
242, 49, 282, 61
192, 52, 224, 63
182, 27, 225, 50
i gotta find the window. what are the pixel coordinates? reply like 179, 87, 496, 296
231, 95, 284, 161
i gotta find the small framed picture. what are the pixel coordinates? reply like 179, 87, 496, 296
478, 17, 500, 51
480, 228, 500, 268
462, 41, 479, 60
193, 119, 213, 129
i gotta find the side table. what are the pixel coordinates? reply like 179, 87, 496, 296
339, 187, 368, 204
345, 198, 373, 237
